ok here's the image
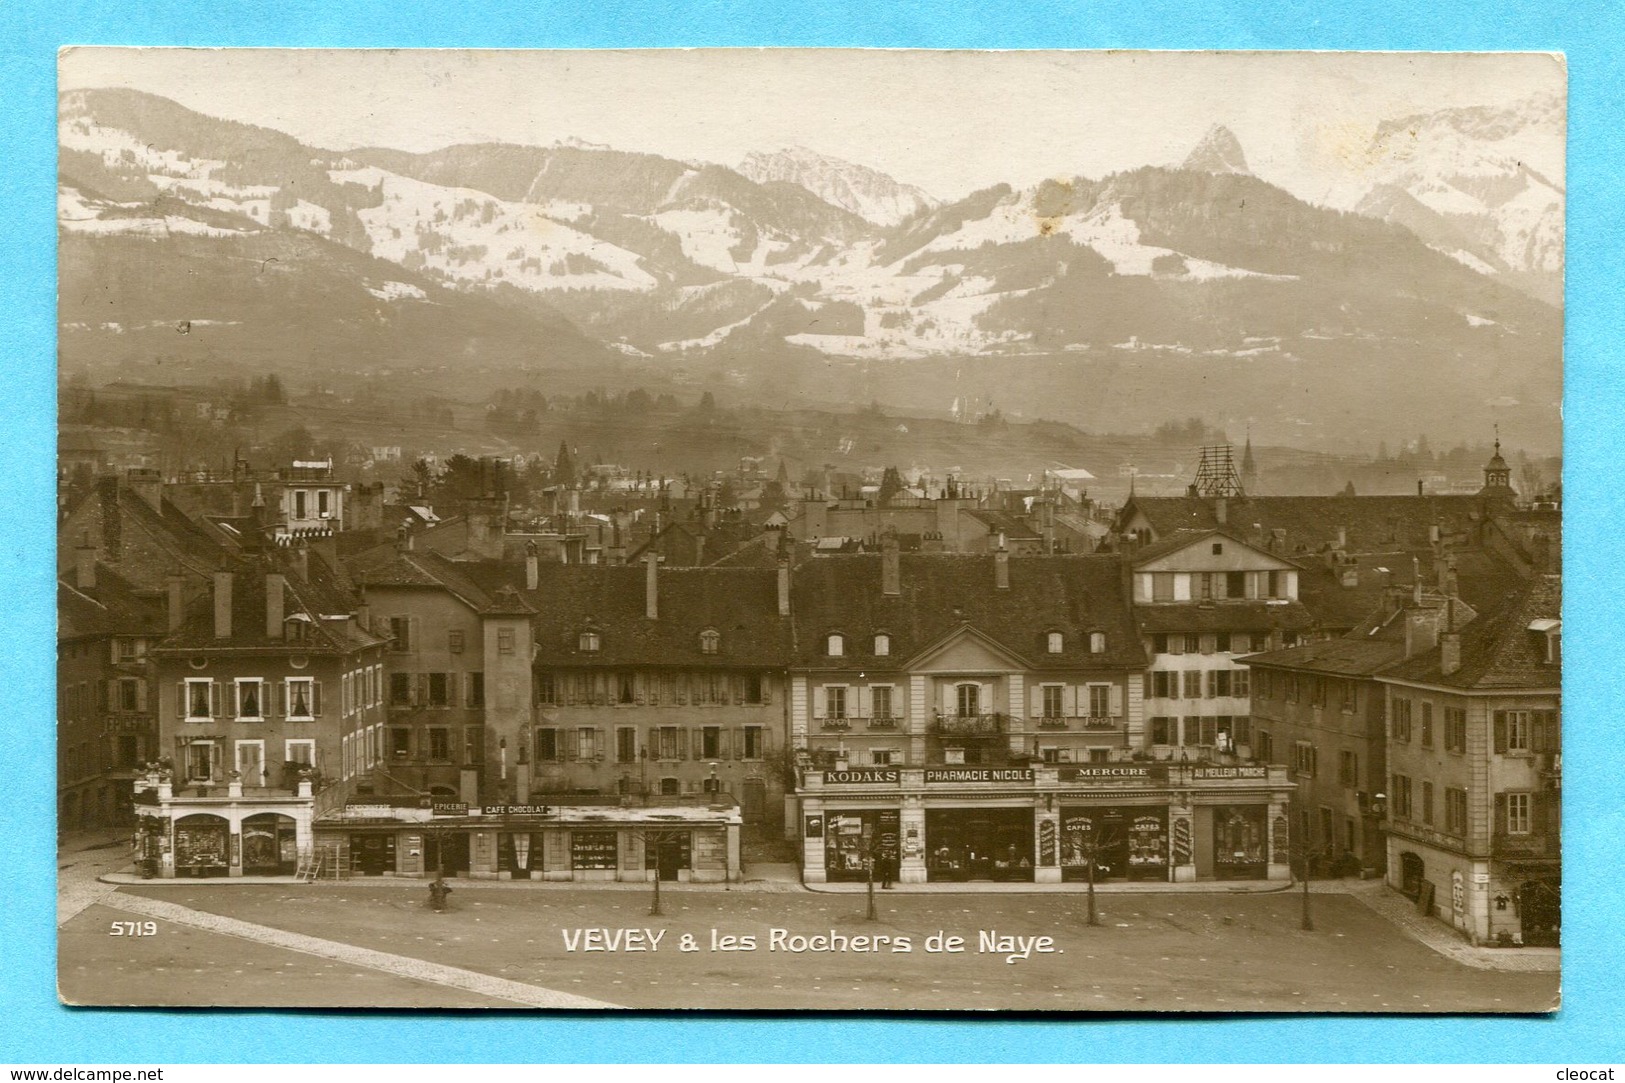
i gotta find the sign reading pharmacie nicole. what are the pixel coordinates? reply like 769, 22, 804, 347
924, 767, 1035, 783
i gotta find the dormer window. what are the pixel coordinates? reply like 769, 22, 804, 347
1212, 542, 1224, 555
874, 634, 890, 657
700, 629, 720, 655
1047, 632, 1064, 654
1528, 619, 1560, 664
579, 631, 601, 653
1089, 631, 1107, 654
827, 634, 844, 657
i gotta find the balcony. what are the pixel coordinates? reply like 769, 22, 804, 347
819, 718, 852, 732
866, 716, 900, 730
1492, 832, 1559, 862
1036, 717, 1069, 730
930, 712, 1006, 736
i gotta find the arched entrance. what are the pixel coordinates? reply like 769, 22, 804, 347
241, 813, 299, 875
173, 814, 231, 878
1398, 851, 1425, 898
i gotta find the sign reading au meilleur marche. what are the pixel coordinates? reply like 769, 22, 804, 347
1190, 766, 1269, 780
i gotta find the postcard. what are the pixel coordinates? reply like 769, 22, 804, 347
55, 47, 1562, 1011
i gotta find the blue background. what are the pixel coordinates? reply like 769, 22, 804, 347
3, 0, 1621, 1064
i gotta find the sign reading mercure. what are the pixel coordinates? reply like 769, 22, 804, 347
925, 767, 1035, 783
824, 768, 900, 784
1059, 765, 1153, 781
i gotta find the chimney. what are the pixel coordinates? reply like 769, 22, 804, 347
994, 543, 1010, 590
526, 543, 539, 591
1270, 527, 1287, 553
265, 573, 285, 639
882, 533, 900, 596
1440, 626, 1462, 676
645, 552, 659, 620
74, 544, 97, 591
167, 574, 185, 633
213, 571, 233, 639
1417, 479, 1425, 497
1215, 497, 1227, 526
777, 557, 791, 617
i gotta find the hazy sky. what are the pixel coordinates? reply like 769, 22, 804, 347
59, 49, 1564, 205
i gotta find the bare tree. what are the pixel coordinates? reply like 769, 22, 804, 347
631, 827, 693, 917
1066, 822, 1126, 927
1287, 833, 1332, 932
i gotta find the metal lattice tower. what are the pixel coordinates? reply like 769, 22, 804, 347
1193, 444, 1246, 498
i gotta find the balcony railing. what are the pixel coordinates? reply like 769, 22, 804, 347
866, 716, 900, 730
819, 718, 852, 732
930, 712, 1006, 736
1036, 717, 1069, 730
1492, 832, 1559, 861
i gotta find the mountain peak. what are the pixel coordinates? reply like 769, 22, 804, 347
1182, 124, 1251, 175
737, 146, 938, 227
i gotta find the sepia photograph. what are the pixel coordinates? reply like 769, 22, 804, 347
54, 48, 1562, 1012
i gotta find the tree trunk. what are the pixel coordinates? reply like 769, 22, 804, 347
1300, 857, 1313, 931
650, 865, 662, 917
1086, 857, 1099, 926
866, 856, 877, 921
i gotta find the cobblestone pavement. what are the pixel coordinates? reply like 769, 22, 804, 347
1331, 878, 1560, 973
96, 892, 620, 1008
57, 830, 135, 926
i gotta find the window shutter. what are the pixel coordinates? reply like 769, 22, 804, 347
311, 680, 323, 717
760, 679, 772, 705
720, 728, 733, 761
102, 680, 114, 712
210, 681, 221, 718
562, 731, 575, 761
409, 617, 420, 653
135, 680, 148, 714
1109, 684, 1124, 717
1492, 711, 1508, 754
1029, 683, 1043, 718
1201, 634, 1215, 656
678, 728, 690, 760
980, 683, 995, 715
1534, 710, 1555, 753
416, 674, 429, 708
1204, 671, 1216, 699
733, 676, 745, 706
272, 681, 284, 719
1494, 792, 1507, 834
858, 685, 872, 719
594, 728, 605, 760
176, 682, 187, 719
734, 727, 745, 758
813, 686, 826, 719
939, 684, 954, 715
225, 681, 237, 720
1142, 673, 1152, 699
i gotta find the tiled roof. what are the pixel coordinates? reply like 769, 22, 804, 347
155, 552, 382, 654
58, 565, 166, 640
1382, 574, 1561, 690
1123, 494, 1494, 555
458, 562, 793, 669
788, 554, 1145, 671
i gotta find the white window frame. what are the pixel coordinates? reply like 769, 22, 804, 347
1087, 683, 1112, 718
825, 684, 849, 720
236, 678, 266, 722
234, 739, 266, 786
1047, 631, 1064, 654
956, 682, 981, 717
184, 678, 214, 722
578, 631, 600, 653
284, 738, 315, 770
1089, 631, 1106, 654
827, 633, 844, 657
186, 740, 214, 782
700, 629, 720, 655
1042, 683, 1065, 719
871, 684, 895, 720
1506, 792, 1532, 835
285, 677, 316, 722
873, 634, 890, 657
1506, 710, 1532, 752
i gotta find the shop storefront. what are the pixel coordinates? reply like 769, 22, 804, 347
1211, 805, 1268, 880
798, 762, 1293, 885
926, 807, 1033, 882
241, 813, 299, 876
824, 809, 901, 883
129, 771, 317, 878
173, 814, 230, 878
571, 830, 618, 878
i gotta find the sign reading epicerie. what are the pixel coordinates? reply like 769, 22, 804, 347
924, 768, 1035, 783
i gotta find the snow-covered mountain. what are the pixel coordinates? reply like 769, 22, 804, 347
1342, 94, 1565, 305
1182, 125, 1251, 175
57, 87, 1562, 448
738, 146, 938, 227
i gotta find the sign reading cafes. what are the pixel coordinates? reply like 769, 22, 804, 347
924, 767, 1034, 784
824, 768, 900, 784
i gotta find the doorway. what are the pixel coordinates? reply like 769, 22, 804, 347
425, 831, 470, 876
651, 835, 691, 881
241, 813, 297, 875
741, 779, 766, 824
349, 833, 397, 875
